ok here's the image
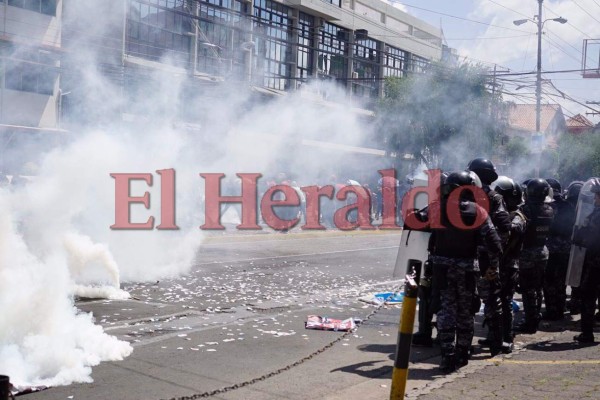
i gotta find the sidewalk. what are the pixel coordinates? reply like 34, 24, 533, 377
346, 312, 600, 400
414, 326, 600, 400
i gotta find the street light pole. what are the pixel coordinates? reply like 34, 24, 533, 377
535, 0, 543, 178
536, 0, 543, 137
513, 1, 567, 177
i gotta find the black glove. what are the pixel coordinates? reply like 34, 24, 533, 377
484, 265, 499, 282
572, 227, 586, 247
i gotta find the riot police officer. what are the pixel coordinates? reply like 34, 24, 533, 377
491, 176, 527, 351
543, 178, 576, 320
412, 172, 449, 347
467, 158, 511, 355
515, 179, 554, 334
415, 171, 502, 373
572, 178, 600, 343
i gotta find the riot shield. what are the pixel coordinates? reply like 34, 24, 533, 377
566, 177, 598, 286
393, 228, 430, 280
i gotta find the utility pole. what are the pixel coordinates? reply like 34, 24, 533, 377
586, 101, 600, 117
535, 0, 543, 136
535, 0, 543, 178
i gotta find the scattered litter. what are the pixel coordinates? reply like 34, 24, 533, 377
374, 292, 404, 304
305, 315, 356, 332
359, 292, 404, 305
10, 385, 50, 396
206, 349, 217, 352
512, 300, 522, 312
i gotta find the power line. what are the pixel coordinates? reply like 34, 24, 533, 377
543, 35, 583, 65
486, 0, 531, 19
493, 68, 596, 77
570, 0, 600, 25
425, 34, 534, 41
387, 1, 532, 33
544, 4, 592, 38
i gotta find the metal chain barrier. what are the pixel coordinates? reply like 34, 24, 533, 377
162, 283, 404, 400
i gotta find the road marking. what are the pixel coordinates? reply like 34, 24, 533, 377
490, 359, 600, 365
195, 246, 399, 265
202, 231, 402, 245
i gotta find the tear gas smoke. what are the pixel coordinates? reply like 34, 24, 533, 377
0, 55, 375, 388
0, 5, 530, 389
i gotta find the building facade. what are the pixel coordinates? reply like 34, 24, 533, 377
0, 0, 443, 172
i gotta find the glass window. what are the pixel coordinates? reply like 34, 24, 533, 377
126, 0, 192, 67
253, 0, 292, 90
296, 12, 314, 84
8, 0, 56, 15
318, 22, 348, 83
4, 50, 58, 95
197, 0, 246, 77
383, 45, 406, 78
352, 36, 380, 99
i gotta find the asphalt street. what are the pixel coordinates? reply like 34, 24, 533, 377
26, 230, 415, 400
24, 230, 600, 400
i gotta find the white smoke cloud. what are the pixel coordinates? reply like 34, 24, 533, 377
0, 28, 374, 390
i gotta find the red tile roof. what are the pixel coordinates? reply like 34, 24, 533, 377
566, 113, 594, 128
507, 103, 563, 133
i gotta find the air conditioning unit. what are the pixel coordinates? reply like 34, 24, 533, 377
352, 71, 359, 79
355, 29, 368, 40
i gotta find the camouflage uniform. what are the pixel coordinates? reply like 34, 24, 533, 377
477, 186, 511, 354
499, 209, 527, 342
517, 202, 554, 332
543, 196, 575, 319
429, 201, 502, 369
433, 256, 479, 354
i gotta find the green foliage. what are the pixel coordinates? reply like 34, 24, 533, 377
375, 62, 504, 171
503, 136, 530, 166
557, 132, 600, 183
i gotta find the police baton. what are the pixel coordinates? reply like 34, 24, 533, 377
389, 260, 420, 400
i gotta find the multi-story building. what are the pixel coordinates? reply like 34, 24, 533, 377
0, 0, 63, 172
0, 0, 444, 172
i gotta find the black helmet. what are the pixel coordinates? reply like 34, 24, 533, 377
566, 181, 584, 202
526, 178, 550, 203
467, 158, 498, 185
442, 170, 481, 200
492, 176, 523, 210
546, 178, 562, 199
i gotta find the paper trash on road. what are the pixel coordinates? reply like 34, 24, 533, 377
305, 315, 356, 331
359, 292, 404, 305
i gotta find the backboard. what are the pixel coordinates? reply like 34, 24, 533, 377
582, 39, 600, 78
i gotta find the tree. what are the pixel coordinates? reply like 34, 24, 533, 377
375, 62, 505, 172
557, 132, 600, 184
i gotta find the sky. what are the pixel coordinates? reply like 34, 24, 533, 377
392, 0, 600, 124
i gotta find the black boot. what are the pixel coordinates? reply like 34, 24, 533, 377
439, 352, 456, 374
412, 332, 434, 347
487, 317, 503, 357
455, 347, 470, 369
574, 333, 595, 343
514, 320, 537, 334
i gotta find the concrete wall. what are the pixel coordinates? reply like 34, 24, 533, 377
0, 0, 62, 47
1, 89, 58, 127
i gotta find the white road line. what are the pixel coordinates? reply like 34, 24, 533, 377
195, 245, 399, 266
